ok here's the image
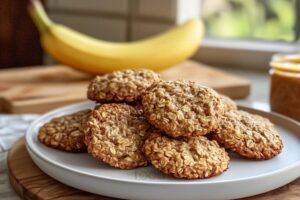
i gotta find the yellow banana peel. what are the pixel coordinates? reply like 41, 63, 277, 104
29, 0, 205, 74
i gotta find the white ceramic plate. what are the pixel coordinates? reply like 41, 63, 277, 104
26, 101, 300, 200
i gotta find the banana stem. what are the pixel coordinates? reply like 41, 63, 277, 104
28, 0, 53, 33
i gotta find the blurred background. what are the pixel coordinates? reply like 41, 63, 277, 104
203, 0, 296, 42
0, 0, 298, 69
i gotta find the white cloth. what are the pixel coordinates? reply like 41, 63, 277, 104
0, 114, 39, 200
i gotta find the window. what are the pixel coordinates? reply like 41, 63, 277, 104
196, 0, 299, 69
202, 0, 297, 42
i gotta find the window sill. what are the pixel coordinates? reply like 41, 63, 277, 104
194, 38, 299, 70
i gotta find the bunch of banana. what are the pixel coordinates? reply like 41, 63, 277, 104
29, 0, 205, 74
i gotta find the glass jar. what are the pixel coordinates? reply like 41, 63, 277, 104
270, 59, 300, 121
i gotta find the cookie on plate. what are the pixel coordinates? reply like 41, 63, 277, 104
212, 110, 283, 160
85, 103, 150, 169
38, 109, 91, 152
142, 80, 225, 138
87, 69, 160, 103
220, 94, 237, 112
143, 132, 229, 179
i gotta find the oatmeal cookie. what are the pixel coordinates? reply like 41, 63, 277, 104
142, 81, 225, 138
85, 103, 150, 169
212, 110, 283, 160
220, 94, 237, 112
143, 132, 229, 179
38, 109, 91, 152
87, 69, 160, 103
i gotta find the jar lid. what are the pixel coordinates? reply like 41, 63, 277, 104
270, 61, 300, 73
272, 53, 300, 63
271, 53, 300, 73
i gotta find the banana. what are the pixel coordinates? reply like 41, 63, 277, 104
29, 0, 204, 74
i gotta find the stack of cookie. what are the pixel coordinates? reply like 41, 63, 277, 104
38, 69, 284, 179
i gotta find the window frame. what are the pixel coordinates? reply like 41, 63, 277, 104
295, 0, 300, 40
195, 0, 299, 70
195, 38, 298, 70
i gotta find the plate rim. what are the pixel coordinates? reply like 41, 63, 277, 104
26, 101, 300, 185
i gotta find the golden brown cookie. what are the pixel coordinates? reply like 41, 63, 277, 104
87, 69, 160, 103
142, 80, 225, 138
85, 103, 150, 169
220, 94, 237, 112
38, 109, 91, 152
212, 110, 283, 160
143, 132, 229, 179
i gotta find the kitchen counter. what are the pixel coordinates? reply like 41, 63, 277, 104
213, 67, 271, 111
225, 68, 270, 103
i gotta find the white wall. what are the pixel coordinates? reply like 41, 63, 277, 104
46, 0, 202, 41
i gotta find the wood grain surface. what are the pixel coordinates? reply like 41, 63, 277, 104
8, 138, 300, 200
0, 60, 250, 114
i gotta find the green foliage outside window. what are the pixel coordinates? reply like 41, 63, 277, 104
202, 0, 296, 42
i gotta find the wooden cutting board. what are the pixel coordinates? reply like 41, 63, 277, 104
0, 60, 250, 114
7, 138, 300, 200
